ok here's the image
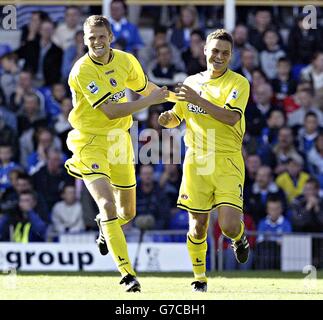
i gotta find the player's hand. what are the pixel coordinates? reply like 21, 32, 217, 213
158, 111, 173, 127
175, 83, 201, 105
148, 86, 169, 105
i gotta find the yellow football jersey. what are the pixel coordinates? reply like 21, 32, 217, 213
172, 69, 250, 153
68, 49, 148, 135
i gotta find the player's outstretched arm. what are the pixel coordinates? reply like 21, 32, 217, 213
158, 111, 180, 128
100, 86, 169, 120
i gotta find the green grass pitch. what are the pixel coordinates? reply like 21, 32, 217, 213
1, 271, 323, 300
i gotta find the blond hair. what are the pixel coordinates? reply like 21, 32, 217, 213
83, 15, 112, 34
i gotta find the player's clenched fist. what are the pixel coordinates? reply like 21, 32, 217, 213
158, 111, 173, 127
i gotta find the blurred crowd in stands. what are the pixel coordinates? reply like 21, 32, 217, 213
0, 1, 323, 268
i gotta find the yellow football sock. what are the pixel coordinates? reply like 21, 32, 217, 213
187, 233, 208, 282
222, 220, 245, 242
101, 218, 135, 277
118, 216, 130, 226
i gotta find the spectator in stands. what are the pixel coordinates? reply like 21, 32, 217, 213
244, 154, 262, 191
20, 10, 49, 46
10, 71, 45, 113
61, 30, 87, 81
0, 144, 20, 194
0, 111, 18, 156
170, 5, 201, 52
17, 93, 46, 136
138, 25, 184, 72
300, 51, 323, 93
54, 97, 73, 157
109, 0, 144, 54
271, 57, 297, 107
297, 112, 321, 154
52, 6, 82, 50
230, 24, 255, 71
259, 28, 285, 80
147, 44, 187, 91
248, 8, 274, 52
291, 177, 323, 232
249, 68, 268, 104
0, 191, 47, 242
19, 123, 62, 169
136, 164, 170, 229
51, 184, 84, 235
287, 14, 323, 67
288, 88, 323, 128
214, 212, 256, 270
40, 82, 67, 122
307, 132, 323, 176
0, 172, 49, 223
276, 154, 309, 203
32, 148, 74, 210
26, 127, 55, 174
159, 163, 182, 214
181, 30, 207, 75
0, 52, 20, 108
245, 165, 287, 225
259, 108, 286, 149
18, 19, 63, 86
245, 82, 280, 137
235, 47, 257, 83
255, 195, 292, 269
272, 127, 303, 175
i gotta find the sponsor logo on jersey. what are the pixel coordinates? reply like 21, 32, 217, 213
87, 81, 99, 94
181, 194, 189, 200
108, 89, 126, 102
187, 103, 207, 114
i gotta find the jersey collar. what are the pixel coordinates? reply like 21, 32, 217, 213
88, 49, 115, 66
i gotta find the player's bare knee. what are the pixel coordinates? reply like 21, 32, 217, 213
221, 222, 241, 239
99, 200, 117, 219
190, 223, 208, 239
122, 209, 136, 221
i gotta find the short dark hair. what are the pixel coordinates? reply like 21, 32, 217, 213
305, 111, 318, 119
19, 190, 37, 201
84, 15, 112, 34
306, 177, 320, 190
206, 29, 233, 49
277, 57, 290, 64
266, 194, 282, 205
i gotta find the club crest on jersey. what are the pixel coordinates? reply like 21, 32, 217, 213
110, 78, 117, 87
87, 81, 99, 94
92, 163, 99, 169
187, 103, 207, 114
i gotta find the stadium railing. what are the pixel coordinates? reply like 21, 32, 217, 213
217, 231, 323, 272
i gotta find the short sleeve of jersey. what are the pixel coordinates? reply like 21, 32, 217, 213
69, 64, 112, 109
224, 77, 250, 116
125, 53, 148, 93
171, 101, 185, 123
